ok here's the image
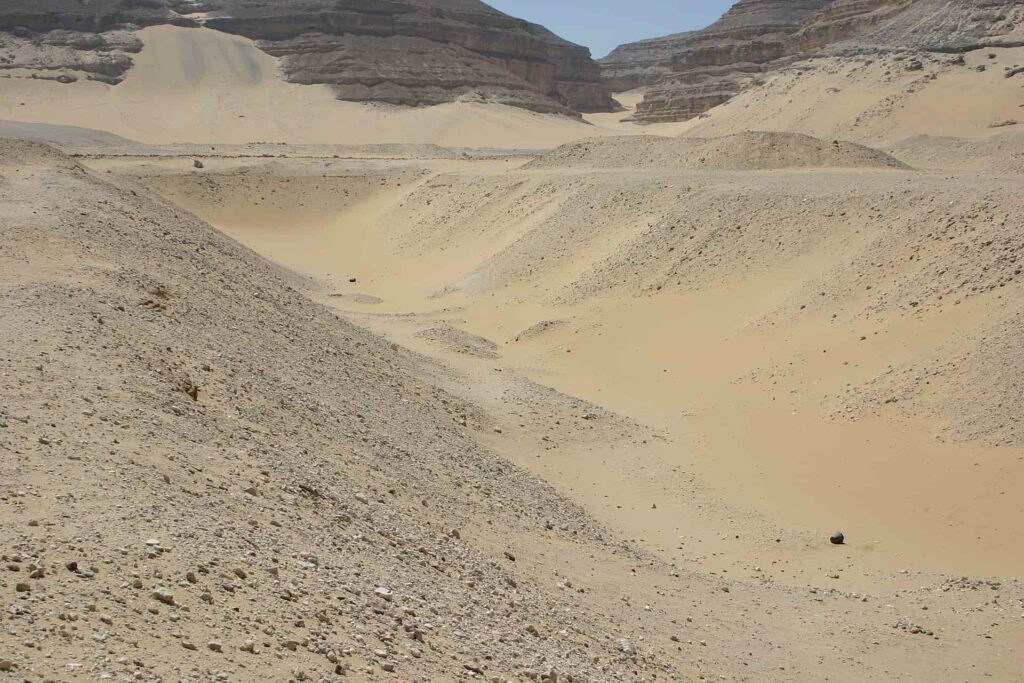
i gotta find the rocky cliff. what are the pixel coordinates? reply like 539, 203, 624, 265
608, 0, 1024, 123
623, 0, 833, 122
0, 0, 616, 116
823, 0, 1024, 52
598, 31, 695, 92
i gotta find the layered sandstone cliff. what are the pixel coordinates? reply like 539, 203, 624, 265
0, 0, 616, 115
607, 0, 1024, 123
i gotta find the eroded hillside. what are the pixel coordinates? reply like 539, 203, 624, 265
3, 135, 1023, 681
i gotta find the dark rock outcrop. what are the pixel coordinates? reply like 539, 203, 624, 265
608, 0, 1024, 123
0, 0, 617, 115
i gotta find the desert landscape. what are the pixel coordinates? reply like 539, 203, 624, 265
1, 1, 1023, 681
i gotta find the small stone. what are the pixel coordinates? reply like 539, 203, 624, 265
15, 582, 30, 593
151, 588, 175, 605
193, 159, 204, 169
617, 638, 636, 655
830, 531, 845, 545
181, 641, 197, 651
208, 641, 223, 652
464, 661, 483, 673
0, 660, 14, 671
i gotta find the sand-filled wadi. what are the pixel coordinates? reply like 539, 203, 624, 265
2, 1, 1024, 681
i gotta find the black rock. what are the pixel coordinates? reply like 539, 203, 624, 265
830, 531, 845, 545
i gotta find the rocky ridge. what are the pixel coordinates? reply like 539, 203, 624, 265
603, 0, 1024, 123
0, 0, 616, 115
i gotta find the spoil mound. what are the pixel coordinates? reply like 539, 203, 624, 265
415, 324, 500, 360
528, 131, 911, 171
0, 138, 83, 170
0, 119, 135, 149
0, 140, 651, 681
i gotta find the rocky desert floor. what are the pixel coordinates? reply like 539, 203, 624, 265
2, 18, 1024, 683
3, 121, 1023, 683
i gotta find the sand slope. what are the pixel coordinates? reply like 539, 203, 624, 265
0, 139, 658, 681
686, 48, 1024, 146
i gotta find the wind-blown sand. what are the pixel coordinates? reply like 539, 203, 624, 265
0, 25, 688, 149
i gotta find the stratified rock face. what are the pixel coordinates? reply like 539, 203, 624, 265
789, 0, 915, 53
0, 0, 617, 115
598, 31, 695, 92
825, 0, 1024, 51
616, 0, 1024, 123
628, 0, 835, 122
201, 0, 617, 114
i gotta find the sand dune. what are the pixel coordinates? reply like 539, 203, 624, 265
0, 25, 611, 149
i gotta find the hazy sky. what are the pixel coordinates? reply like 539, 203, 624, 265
486, 1, 734, 59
